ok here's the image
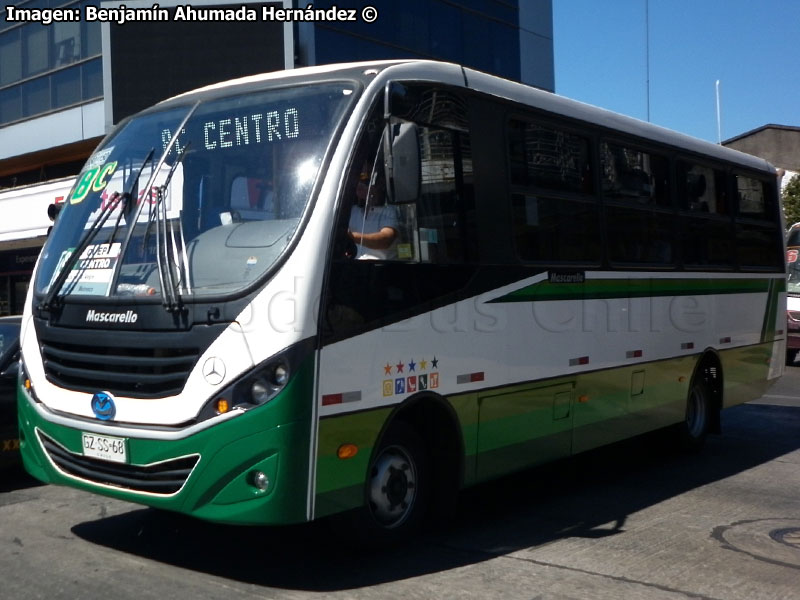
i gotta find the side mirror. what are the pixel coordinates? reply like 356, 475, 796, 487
383, 121, 420, 205
48, 202, 64, 222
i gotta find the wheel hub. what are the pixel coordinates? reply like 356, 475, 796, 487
369, 446, 417, 528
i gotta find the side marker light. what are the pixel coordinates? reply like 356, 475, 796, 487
337, 444, 359, 459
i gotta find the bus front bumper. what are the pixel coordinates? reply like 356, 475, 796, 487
18, 389, 310, 526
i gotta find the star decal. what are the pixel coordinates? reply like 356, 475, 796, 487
396, 360, 404, 373
384, 363, 392, 376
431, 356, 439, 369
408, 359, 416, 372
420, 359, 428, 370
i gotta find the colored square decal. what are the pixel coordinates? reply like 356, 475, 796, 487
395, 378, 406, 395
419, 374, 428, 390
407, 376, 417, 393
430, 372, 439, 388
383, 380, 394, 397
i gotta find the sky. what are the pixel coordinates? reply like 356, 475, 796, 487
552, 0, 800, 144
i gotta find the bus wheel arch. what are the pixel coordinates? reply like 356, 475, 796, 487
387, 393, 465, 519
360, 393, 464, 540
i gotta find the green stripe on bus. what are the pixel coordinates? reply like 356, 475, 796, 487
490, 277, 774, 304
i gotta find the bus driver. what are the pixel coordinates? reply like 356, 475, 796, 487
347, 166, 399, 260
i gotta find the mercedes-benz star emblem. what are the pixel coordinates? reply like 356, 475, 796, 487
202, 357, 226, 386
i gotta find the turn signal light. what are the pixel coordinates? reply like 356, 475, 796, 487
215, 398, 230, 414
337, 444, 359, 459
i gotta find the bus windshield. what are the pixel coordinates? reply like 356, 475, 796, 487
36, 81, 357, 303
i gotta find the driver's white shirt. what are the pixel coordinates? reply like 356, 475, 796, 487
349, 204, 400, 260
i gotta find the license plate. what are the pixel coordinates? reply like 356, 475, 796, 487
82, 432, 127, 464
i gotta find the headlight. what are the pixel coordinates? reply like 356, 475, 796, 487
250, 378, 271, 404
194, 339, 313, 423
271, 363, 289, 387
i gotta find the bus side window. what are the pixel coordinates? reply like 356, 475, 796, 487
414, 126, 475, 264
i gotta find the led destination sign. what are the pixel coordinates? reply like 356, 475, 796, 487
199, 107, 300, 151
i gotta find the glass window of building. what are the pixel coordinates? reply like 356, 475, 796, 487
0, 1, 102, 126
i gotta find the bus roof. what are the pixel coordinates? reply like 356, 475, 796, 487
159, 59, 774, 176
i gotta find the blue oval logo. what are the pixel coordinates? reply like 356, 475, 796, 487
91, 391, 116, 421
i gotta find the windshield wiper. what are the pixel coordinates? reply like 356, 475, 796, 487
108, 148, 155, 247
39, 192, 124, 311
149, 141, 191, 312
110, 102, 199, 312
40, 149, 157, 311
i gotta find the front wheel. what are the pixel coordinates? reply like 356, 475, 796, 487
337, 420, 429, 546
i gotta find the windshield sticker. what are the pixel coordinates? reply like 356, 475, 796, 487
46, 248, 74, 292
71, 161, 118, 205
85, 147, 113, 169
63, 243, 123, 296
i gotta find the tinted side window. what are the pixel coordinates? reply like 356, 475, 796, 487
736, 175, 769, 219
677, 162, 728, 214
735, 174, 782, 269
511, 194, 601, 263
606, 205, 675, 265
415, 126, 476, 263
677, 161, 733, 268
601, 142, 670, 207
602, 141, 674, 266
508, 120, 593, 193
508, 118, 599, 264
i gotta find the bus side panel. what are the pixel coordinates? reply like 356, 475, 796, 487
314, 407, 392, 519
475, 381, 573, 482
720, 278, 785, 407
720, 343, 776, 408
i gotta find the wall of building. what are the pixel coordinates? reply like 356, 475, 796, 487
0, 177, 73, 315
724, 126, 800, 172
307, 0, 554, 91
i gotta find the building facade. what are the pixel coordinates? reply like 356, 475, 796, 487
0, 0, 554, 316
722, 124, 800, 198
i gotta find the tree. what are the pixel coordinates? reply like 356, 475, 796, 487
783, 173, 800, 227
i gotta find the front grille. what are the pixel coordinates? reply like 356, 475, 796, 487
39, 431, 198, 495
40, 338, 199, 398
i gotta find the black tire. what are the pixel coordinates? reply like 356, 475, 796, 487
676, 376, 711, 452
337, 420, 430, 546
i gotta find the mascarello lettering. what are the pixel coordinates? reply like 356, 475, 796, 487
86, 309, 139, 324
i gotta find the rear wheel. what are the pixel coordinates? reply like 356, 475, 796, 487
677, 376, 711, 451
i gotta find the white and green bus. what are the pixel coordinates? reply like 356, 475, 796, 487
18, 60, 785, 540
